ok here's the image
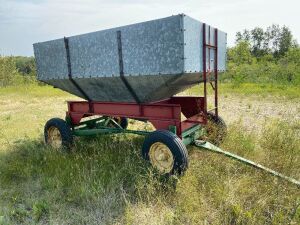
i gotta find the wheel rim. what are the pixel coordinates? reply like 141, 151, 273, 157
149, 142, 174, 174
47, 126, 62, 149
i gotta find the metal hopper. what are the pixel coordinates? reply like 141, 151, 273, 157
33, 14, 227, 103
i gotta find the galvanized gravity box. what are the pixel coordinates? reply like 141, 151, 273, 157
34, 14, 227, 103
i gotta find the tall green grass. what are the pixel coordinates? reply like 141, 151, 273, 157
0, 121, 299, 224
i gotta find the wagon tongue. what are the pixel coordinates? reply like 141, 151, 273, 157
194, 140, 300, 188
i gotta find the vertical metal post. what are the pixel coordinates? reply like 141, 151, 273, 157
117, 30, 141, 104
202, 23, 207, 118
214, 29, 218, 118
64, 37, 93, 113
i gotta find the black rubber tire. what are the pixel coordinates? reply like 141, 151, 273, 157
44, 118, 73, 150
206, 112, 227, 145
142, 130, 189, 175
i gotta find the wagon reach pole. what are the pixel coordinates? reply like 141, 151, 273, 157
194, 140, 300, 188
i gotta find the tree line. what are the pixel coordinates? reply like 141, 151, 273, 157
225, 24, 300, 85
236, 24, 297, 58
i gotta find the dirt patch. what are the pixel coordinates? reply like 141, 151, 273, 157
216, 94, 300, 132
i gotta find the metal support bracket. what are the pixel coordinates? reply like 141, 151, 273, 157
73, 127, 150, 136
209, 81, 215, 90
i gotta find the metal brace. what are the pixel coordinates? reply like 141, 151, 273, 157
194, 140, 300, 188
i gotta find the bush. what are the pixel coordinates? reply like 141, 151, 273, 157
0, 56, 19, 87
15, 57, 36, 76
0, 56, 37, 87
223, 47, 300, 85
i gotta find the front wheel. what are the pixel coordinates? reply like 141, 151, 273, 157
44, 118, 73, 150
142, 130, 188, 175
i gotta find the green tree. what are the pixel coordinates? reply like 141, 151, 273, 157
236, 29, 251, 43
283, 47, 300, 65
277, 47, 300, 84
0, 56, 19, 87
276, 26, 293, 58
251, 27, 266, 57
15, 56, 36, 76
228, 41, 253, 65
265, 24, 281, 54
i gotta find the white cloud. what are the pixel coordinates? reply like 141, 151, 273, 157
0, 0, 299, 55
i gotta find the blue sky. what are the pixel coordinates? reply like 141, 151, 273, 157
0, 0, 299, 56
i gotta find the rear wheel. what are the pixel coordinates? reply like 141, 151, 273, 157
44, 118, 73, 150
115, 117, 128, 129
142, 130, 188, 175
205, 112, 227, 145
109, 117, 128, 129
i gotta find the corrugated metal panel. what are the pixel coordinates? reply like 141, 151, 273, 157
69, 30, 120, 78
121, 15, 184, 76
33, 14, 227, 103
183, 15, 203, 73
33, 38, 68, 80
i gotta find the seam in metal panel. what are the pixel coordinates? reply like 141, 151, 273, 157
117, 30, 141, 103
64, 37, 91, 101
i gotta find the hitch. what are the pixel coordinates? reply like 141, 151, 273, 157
194, 140, 300, 188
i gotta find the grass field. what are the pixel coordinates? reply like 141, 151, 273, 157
0, 83, 299, 224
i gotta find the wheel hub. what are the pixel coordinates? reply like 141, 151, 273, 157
47, 126, 62, 149
149, 142, 174, 174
